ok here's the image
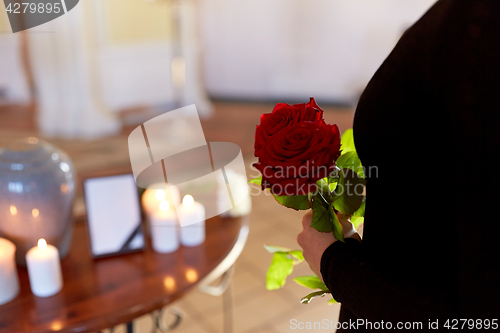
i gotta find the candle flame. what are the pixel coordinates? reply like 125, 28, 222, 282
155, 189, 166, 201
159, 200, 170, 211
163, 276, 176, 291
183, 195, 194, 207
185, 268, 198, 283
32, 208, 39, 218
9, 205, 17, 215
50, 320, 62, 331
38, 238, 47, 249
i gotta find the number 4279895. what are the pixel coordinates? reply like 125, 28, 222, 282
444, 319, 498, 330
5, 2, 61, 14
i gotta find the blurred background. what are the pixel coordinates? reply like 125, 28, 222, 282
0, 0, 436, 332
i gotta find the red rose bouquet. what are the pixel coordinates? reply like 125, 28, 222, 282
249, 98, 366, 304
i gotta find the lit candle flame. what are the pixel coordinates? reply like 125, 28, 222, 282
38, 238, 47, 250
32, 209, 39, 218
155, 189, 166, 201
50, 320, 62, 331
182, 195, 194, 207
9, 205, 17, 216
159, 200, 170, 211
163, 276, 176, 291
185, 268, 198, 283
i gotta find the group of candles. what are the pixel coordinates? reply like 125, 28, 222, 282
143, 184, 206, 253
0, 236, 63, 305
0, 183, 205, 305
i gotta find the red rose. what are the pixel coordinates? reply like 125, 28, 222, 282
253, 120, 341, 196
254, 97, 323, 156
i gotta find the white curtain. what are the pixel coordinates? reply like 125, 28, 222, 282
0, 34, 30, 105
27, 1, 121, 138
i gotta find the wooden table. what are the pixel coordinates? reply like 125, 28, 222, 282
0, 215, 248, 333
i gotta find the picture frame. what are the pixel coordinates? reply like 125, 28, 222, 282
83, 173, 144, 258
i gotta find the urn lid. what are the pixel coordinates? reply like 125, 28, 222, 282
0, 137, 69, 171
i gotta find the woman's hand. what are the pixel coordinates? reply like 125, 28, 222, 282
297, 211, 361, 281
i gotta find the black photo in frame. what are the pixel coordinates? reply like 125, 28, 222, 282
83, 173, 144, 258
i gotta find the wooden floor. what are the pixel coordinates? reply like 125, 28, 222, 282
0, 101, 354, 333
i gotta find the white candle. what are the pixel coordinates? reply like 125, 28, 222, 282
0, 238, 20, 305
178, 195, 205, 247
26, 239, 63, 297
141, 183, 180, 215
150, 201, 180, 253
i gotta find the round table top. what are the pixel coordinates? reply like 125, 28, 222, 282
0, 215, 247, 333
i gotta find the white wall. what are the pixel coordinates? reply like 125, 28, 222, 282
199, 0, 437, 104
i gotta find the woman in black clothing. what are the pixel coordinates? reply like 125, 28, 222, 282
298, 0, 500, 330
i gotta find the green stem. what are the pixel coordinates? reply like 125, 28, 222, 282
314, 192, 345, 242
328, 205, 345, 242
316, 190, 330, 207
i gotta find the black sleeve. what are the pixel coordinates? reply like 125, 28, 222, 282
321, 239, 455, 324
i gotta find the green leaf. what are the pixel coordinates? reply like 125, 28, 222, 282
336, 151, 364, 178
328, 166, 341, 184
264, 245, 292, 254
294, 275, 328, 290
328, 182, 337, 192
273, 195, 310, 210
248, 176, 262, 185
332, 169, 366, 215
351, 197, 366, 229
328, 297, 338, 305
300, 290, 329, 304
316, 178, 331, 198
266, 252, 294, 290
352, 197, 366, 218
350, 196, 366, 229
310, 195, 333, 233
340, 129, 356, 154
289, 250, 304, 261
351, 216, 364, 230
264, 246, 304, 262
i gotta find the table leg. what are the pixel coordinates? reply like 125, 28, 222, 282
156, 307, 183, 332
222, 281, 233, 333
198, 265, 235, 333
